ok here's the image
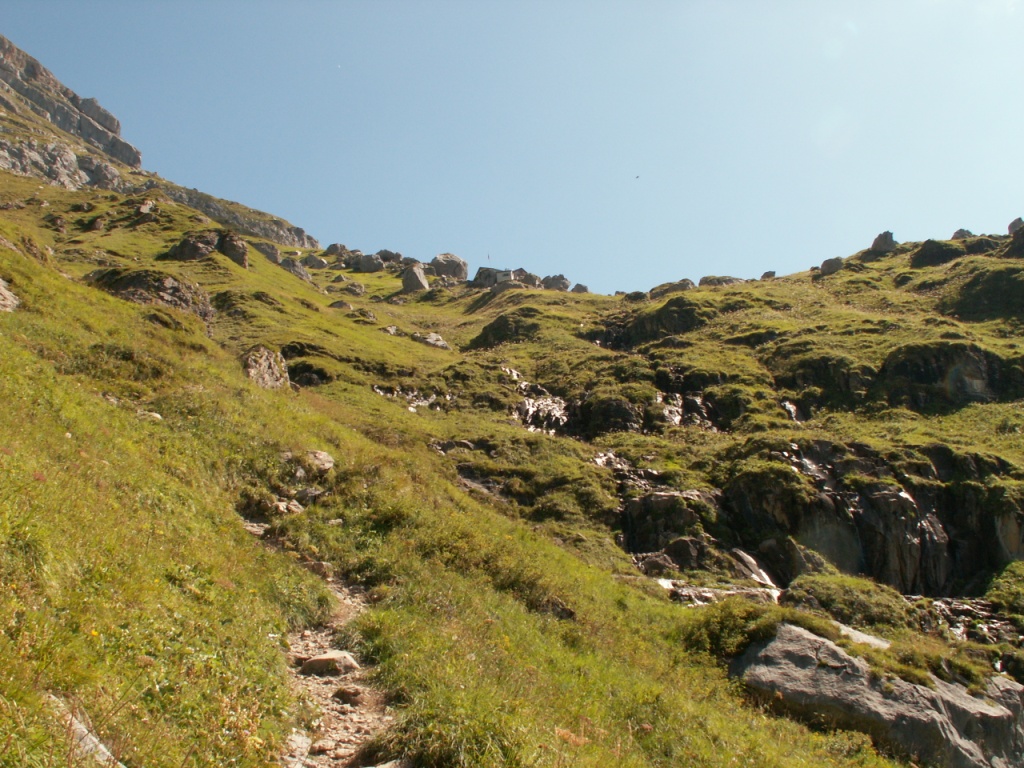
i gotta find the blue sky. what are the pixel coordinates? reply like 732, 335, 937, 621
4, 1, 1023, 294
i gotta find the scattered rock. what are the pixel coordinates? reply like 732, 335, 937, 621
301, 254, 329, 270
731, 623, 1024, 768
343, 282, 366, 296
328, 300, 353, 310
280, 257, 313, 282
541, 274, 571, 291
242, 346, 290, 390
870, 231, 897, 253
376, 249, 402, 263
356, 253, 384, 273
299, 650, 361, 676
570, 283, 589, 293
305, 450, 335, 475
819, 257, 844, 276
430, 253, 468, 280
324, 243, 347, 256
401, 264, 430, 293
412, 332, 450, 350
0, 277, 19, 311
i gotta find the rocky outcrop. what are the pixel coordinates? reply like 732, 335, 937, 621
1009, 218, 1023, 235
952, 228, 974, 240
911, 239, 966, 268
157, 185, 318, 249
649, 279, 696, 299
879, 341, 1012, 408
469, 307, 543, 349
243, 346, 290, 390
870, 231, 897, 253
570, 283, 589, 293
250, 241, 280, 263
0, 139, 129, 191
719, 439, 1024, 595
430, 253, 468, 280
0, 277, 18, 311
401, 264, 430, 293
0, 35, 141, 168
85, 267, 213, 320
731, 623, 1024, 768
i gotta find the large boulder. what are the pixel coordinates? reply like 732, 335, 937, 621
242, 346, 290, 390
952, 228, 974, 240
1009, 217, 1023, 235
163, 230, 220, 261
910, 239, 965, 269
570, 283, 589, 294
401, 264, 430, 293
218, 232, 249, 268
470, 267, 501, 288
0, 277, 18, 312
870, 231, 897, 253
512, 268, 541, 287
163, 230, 248, 268
698, 275, 745, 287
731, 623, 1024, 768
431, 253, 468, 280
356, 253, 384, 273
819, 257, 845, 276
542, 274, 571, 291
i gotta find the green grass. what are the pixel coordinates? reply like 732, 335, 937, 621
10, 160, 1024, 766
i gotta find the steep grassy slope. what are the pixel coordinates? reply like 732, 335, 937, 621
0, 172, 923, 767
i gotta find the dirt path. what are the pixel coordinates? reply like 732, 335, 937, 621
243, 521, 397, 768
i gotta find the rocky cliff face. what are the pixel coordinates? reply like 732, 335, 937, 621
0, 34, 141, 168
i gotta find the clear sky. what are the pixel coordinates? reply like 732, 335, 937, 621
4, 1, 1023, 294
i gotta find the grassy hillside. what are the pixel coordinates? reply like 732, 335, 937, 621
4, 163, 1024, 766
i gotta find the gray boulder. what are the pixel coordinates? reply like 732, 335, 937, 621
242, 346, 289, 390
570, 283, 589, 294
819, 257, 845, 276
1009, 218, 1024, 235
280, 257, 313, 282
163, 230, 220, 261
760, 271, 776, 280
649, 279, 695, 299
356, 253, 384, 273
871, 231, 897, 253
401, 264, 430, 293
324, 243, 347, 256
412, 332, 450, 350
376, 249, 402, 263
471, 267, 501, 288
542, 274, 571, 291
0, 277, 18, 312
301, 253, 329, 270
698, 275, 746, 287
431, 253, 468, 280
731, 623, 1024, 768
952, 228, 974, 240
